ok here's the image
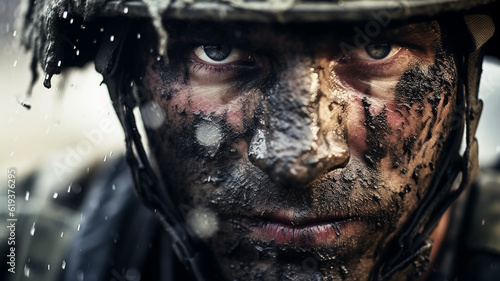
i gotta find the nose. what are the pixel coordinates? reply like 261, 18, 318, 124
248, 60, 349, 187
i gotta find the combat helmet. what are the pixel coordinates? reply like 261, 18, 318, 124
21, 1, 498, 280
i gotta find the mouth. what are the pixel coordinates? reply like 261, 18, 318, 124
243, 211, 365, 247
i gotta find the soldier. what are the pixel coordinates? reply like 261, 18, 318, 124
7, 0, 500, 280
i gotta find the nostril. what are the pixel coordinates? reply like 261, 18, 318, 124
248, 128, 351, 188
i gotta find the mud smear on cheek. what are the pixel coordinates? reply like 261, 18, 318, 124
393, 52, 456, 186
362, 97, 390, 168
394, 52, 455, 139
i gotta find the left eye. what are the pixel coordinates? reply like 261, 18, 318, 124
351, 43, 401, 61
193, 45, 246, 65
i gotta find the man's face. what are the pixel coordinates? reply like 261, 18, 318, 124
135, 20, 457, 280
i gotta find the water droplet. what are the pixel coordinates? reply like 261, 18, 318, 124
53, 192, 59, 199
112, 184, 116, 190
25, 191, 30, 201
103, 155, 107, 162
76, 224, 81, 231
140, 101, 166, 129
30, 223, 36, 236
62, 11, 68, 19
48, 264, 51, 270
104, 216, 108, 221
67, 184, 72, 193
110, 35, 115, 42
195, 121, 222, 147
137, 33, 141, 39
77, 270, 84, 281
69, 18, 74, 24
76, 49, 80, 56
124, 7, 129, 13
9, 151, 14, 156
187, 208, 219, 238
482, 219, 485, 226
24, 265, 30, 277
109, 151, 113, 156
61, 232, 64, 238
340, 264, 348, 276
61, 260, 66, 269
57, 60, 62, 67
13, 30, 16, 37
13, 60, 17, 67
80, 24, 86, 29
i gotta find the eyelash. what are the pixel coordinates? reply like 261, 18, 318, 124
186, 50, 257, 80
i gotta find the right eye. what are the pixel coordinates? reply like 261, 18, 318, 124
350, 43, 401, 61
193, 45, 248, 65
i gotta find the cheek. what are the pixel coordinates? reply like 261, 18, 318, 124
345, 93, 401, 158
158, 83, 260, 132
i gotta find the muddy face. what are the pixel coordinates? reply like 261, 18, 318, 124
133, 21, 456, 280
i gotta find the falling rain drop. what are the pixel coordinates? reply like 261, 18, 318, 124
69, 18, 74, 24
67, 184, 72, 193
13, 30, 16, 37
61, 232, 64, 238
77, 270, 84, 281
24, 265, 30, 277
13, 60, 17, 67
9, 151, 14, 156
187, 208, 219, 238
57, 60, 62, 67
103, 155, 107, 162
482, 219, 485, 226
25, 191, 30, 201
112, 184, 116, 190
140, 101, 166, 129
110, 35, 115, 42
76, 49, 80, 56
195, 121, 222, 147
109, 151, 113, 156
137, 33, 141, 39
62, 11, 68, 19
61, 260, 66, 269
124, 7, 129, 13
77, 224, 81, 231
48, 264, 51, 270
30, 223, 36, 236
53, 192, 59, 199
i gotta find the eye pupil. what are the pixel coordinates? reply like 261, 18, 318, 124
203, 45, 232, 61
365, 44, 392, 60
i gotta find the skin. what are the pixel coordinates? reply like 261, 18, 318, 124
131, 20, 457, 280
